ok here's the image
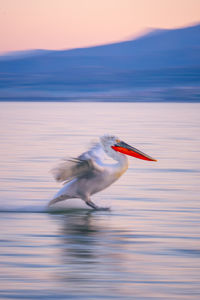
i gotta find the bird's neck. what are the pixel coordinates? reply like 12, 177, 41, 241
113, 153, 129, 177
103, 146, 129, 177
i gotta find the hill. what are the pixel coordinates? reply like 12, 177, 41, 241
0, 23, 200, 101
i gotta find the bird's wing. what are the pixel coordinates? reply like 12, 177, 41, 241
51, 143, 105, 183
79, 142, 106, 164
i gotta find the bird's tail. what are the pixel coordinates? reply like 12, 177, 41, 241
48, 194, 71, 207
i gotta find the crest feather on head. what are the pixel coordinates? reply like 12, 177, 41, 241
100, 134, 119, 145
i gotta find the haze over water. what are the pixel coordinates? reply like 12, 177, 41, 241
0, 102, 200, 299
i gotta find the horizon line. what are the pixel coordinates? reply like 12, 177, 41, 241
0, 21, 199, 57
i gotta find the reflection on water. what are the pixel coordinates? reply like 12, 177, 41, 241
1, 209, 200, 299
60, 212, 99, 263
0, 102, 200, 299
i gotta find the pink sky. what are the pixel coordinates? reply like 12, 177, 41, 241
0, 0, 200, 54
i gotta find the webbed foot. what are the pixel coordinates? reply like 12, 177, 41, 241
85, 200, 110, 211
96, 206, 110, 211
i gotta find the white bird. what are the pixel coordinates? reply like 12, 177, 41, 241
49, 135, 157, 209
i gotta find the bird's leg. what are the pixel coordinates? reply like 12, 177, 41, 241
84, 197, 99, 210
86, 200, 99, 209
82, 195, 110, 211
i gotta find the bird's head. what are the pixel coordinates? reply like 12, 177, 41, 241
100, 134, 157, 161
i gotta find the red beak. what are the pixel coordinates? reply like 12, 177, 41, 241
112, 141, 157, 162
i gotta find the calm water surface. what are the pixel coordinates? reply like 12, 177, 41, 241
0, 102, 200, 299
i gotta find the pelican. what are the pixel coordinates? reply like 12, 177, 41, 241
49, 135, 157, 209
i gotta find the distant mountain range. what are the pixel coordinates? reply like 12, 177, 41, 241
0, 23, 200, 102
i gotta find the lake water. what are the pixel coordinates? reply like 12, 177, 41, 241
0, 102, 200, 299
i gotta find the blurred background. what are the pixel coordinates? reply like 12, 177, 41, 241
0, 1, 200, 299
0, 0, 200, 102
